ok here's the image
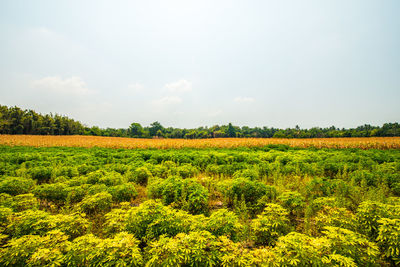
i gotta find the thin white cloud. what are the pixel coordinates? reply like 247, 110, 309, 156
152, 96, 182, 106
32, 76, 93, 96
30, 27, 52, 35
165, 79, 192, 93
234, 97, 255, 103
128, 83, 144, 92
208, 109, 223, 117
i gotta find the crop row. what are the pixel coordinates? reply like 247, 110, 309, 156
1, 135, 400, 149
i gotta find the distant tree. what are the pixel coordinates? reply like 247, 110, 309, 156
1, 104, 400, 139
227, 123, 236, 137
128, 123, 143, 137
149, 121, 164, 137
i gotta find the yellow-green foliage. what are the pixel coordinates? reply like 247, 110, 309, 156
127, 166, 152, 185
7, 193, 39, 212
272, 232, 333, 266
322, 226, 379, 266
147, 177, 209, 214
79, 192, 113, 214
0, 230, 70, 267
64, 232, 143, 267
0, 145, 400, 266
250, 203, 291, 246
125, 200, 194, 241
315, 206, 356, 232
377, 218, 400, 265
146, 231, 258, 267
0, 177, 36, 196
271, 227, 379, 267
356, 201, 400, 239
107, 183, 138, 202
206, 209, 242, 241
6, 210, 89, 239
104, 208, 130, 236
277, 191, 305, 216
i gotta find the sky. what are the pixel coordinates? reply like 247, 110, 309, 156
0, 0, 399, 129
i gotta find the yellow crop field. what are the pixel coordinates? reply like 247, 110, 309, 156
0, 135, 399, 149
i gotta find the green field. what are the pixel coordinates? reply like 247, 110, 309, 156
0, 145, 399, 266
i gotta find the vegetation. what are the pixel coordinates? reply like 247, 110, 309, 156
1, 104, 400, 139
0, 144, 400, 266
2, 134, 400, 150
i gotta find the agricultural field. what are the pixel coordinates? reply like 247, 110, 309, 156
1, 135, 400, 149
0, 143, 399, 266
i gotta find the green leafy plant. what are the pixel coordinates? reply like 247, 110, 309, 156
63, 232, 143, 267
314, 206, 356, 232
0, 230, 70, 267
79, 192, 113, 215
250, 203, 291, 246
206, 209, 242, 241
107, 183, 138, 202
148, 177, 209, 214
126, 166, 153, 185
0, 177, 35, 196
377, 218, 400, 265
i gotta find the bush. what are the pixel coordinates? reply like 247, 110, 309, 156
322, 226, 379, 266
233, 168, 259, 181
308, 197, 339, 215
6, 210, 50, 237
107, 183, 138, 202
0, 177, 35, 196
79, 192, 113, 215
206, 209, 242, 241
0, 230, 69, 267
272, 232, 331, 266
218, 178, 268, 206
6, 209, 89, 239
104, 208, 130, 236
33, 183, 68, 204
127, 166, 153, 185
255, 185, 278, 212
305, 177, 335, 199
87, 184, 108, 195
10, 193, 39, 212
356, 201, 394, 239
66, 185, 87, 205
77, 164, 97, 175
98, 171, 124, 186
145, 231, 221, 266
184, 180, 209, 214
55, 166, 79, 178
176, 164, 198, 178
86, 170, 124, 186
148, 177, 209, 214
28, 166, 53, 182
277, 191, 305, 216
64, 233, 143, 267
51, 213, 90, 239
147, 176, 182, 205
314, 206, 356, 233
63, 234, 101, 266
377, 218, 400, 265
125, 200, 193, 242
271, 228, 378, 267
250, 203, 291, 246
146, 230, 267, 266
350, 170, 377, 187
0, 207, 13, 229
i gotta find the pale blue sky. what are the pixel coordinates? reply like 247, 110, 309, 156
0, 0, 399, 129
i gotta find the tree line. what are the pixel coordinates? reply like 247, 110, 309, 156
1, 104, 399, 138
